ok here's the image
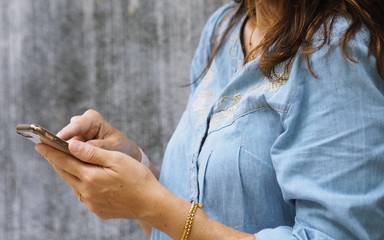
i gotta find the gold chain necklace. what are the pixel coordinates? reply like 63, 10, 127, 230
247, 25, 258, 61
249, 26, 256, 47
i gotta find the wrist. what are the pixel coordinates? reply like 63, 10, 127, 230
141, 191, 255, 240
180, 202, 204, 240
138, 148, 160, 179
141, 188, 191, 238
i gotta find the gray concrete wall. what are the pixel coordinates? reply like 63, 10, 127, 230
0, 0, 227, 239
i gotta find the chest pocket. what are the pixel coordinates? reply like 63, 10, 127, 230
208, 77, 291, 135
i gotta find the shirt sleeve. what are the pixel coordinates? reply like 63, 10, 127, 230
258, 28, 384, 239
189, 2, 237, 93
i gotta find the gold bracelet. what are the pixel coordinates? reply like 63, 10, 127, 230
180, 201, 203, 240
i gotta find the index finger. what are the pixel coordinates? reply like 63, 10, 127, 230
35, 143, 86, 180
57, 110, 105, 141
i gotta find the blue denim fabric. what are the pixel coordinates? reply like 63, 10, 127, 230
151, 3, 384, 240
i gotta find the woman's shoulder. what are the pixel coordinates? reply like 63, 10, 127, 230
304, 16, 374, 78
205, 2, 238, 29
312, 16, 371, 57
190, 2, 239, 86
197, 2, 238, 48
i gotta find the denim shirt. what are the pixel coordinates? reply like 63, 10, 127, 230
151, 3, 384, 240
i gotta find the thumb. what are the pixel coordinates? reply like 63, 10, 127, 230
68, 139, 110, 167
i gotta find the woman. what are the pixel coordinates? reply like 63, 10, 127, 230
35, 0, 384, 239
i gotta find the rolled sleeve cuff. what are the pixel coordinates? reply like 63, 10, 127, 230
139, 148, 151, 167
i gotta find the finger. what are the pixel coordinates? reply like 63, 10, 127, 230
87, 133, 142, 160
35, 143, 89, 179
72, 135, 86, 142
86, 139, 105, 148
51, 162, 81, 187
56, 116, 82, 140
57, 109, 106, 141
49, 162, 85, 204
68, 140, 122, 169
86, 138, 122, 152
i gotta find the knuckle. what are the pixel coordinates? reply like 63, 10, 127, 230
40, 148, 50, 160
98, 212, 111, 220
84, 109, 100, 118
98, 214, 109, 220
81, 192, 92, 203
67, 116, 83, 134
86, 202, 98, 213
81, 171, 96, 185
70, 116, 80, 123
86, 204, 110, 220
38, 145, 56, 161
85, 145, 98, 161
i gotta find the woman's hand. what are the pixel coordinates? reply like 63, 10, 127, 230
35, 140, 160, 220
57, 109, 142, 161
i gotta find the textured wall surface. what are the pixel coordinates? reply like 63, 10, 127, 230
0, 0, 227, 239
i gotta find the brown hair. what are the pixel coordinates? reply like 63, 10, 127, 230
202, 0, 384, 80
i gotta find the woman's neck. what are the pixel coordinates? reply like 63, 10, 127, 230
242, 1, 281, 60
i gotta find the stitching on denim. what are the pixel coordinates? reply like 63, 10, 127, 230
209, 105, 270, 134
268, 104, 289, 113
280, 84, 301, 124
191, 64, 217, 123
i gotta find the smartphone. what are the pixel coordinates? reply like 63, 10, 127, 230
16, 124, 71, 155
